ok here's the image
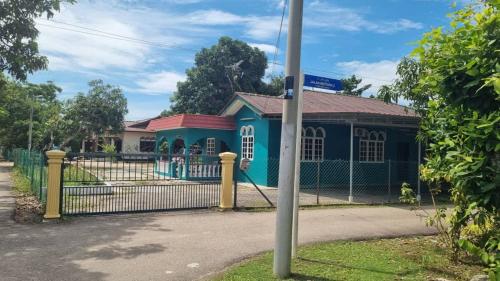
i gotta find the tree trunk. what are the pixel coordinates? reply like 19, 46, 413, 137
92, 134, 98, 152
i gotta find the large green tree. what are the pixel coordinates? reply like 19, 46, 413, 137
0, 0, 75, 81
0, 73, 62, 150
170, 37, 268, 115
340, 75, 371, 96
376, 57, 426, 106
393, 1, 499, 276
61, 80, 128, 150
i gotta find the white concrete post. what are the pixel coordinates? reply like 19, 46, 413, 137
274, 0, 303, 278
291, 71, 304, 258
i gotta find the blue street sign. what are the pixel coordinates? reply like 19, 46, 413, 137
303, 74, 342, 91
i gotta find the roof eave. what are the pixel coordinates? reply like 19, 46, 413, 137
152, 126, 236, 131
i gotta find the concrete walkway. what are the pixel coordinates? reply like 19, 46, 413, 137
0, 205, 435, 281
0, 161, 15, 225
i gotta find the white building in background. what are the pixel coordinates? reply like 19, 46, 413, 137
81, 117, 159, 154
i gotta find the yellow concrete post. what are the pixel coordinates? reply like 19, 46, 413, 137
44, 150, 65, 219
219, 152, 237, 209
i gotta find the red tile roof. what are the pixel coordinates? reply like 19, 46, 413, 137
146, 114, 236, 131
231, 91, 419, 119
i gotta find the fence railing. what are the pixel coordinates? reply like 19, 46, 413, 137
11, 148, 48, 202
63, 152, 221, 184
267, 158, 419, 191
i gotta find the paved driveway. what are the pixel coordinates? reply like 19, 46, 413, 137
0, 160, 436, 281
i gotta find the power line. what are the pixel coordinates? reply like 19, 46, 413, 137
39, 19, 394, 84
38, 20, 200, 52
271, 0, 288, 74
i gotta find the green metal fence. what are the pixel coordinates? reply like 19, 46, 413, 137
11, 148, 48, 202
268, 158, 419, 192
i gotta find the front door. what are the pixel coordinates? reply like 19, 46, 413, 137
396, 142, 410, 181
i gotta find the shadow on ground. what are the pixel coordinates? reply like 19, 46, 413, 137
0, 214, 170, 281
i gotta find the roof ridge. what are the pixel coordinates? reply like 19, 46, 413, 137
237, 90, 414, 112
185, 113, 231, 118
305, 90, 398, 103
236, 91, 282, 99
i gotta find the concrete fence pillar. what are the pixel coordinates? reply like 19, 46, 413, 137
219, 152, 237, 209
44, 150, 65, 219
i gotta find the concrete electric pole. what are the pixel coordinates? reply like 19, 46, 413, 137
28, 96, 35, 152
291, 71, 304, 258
273, 0, 303, 278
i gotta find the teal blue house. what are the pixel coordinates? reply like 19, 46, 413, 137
147, 91, 421, 190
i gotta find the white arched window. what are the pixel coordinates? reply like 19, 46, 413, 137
359, 130, 385, 162
301, 126, 325, 161
241, 125, 254, 160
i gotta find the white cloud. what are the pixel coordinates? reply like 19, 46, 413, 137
245, 16, 285, 40
305, 1, 423, 34
163, 0, 204, 4
276, 0, 285, 9
249, 43, 277, 54
35, 2, 290, 76
180, 10, 285, 40
369, 19, 424, 34
336, 60, 399, 95
134, 71, 186, 94
185, 10, 246, 25
37, 19, 149, 71
35, 2, 197, 73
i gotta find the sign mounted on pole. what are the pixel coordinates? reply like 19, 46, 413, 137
303, 74, 342, 91
284, 76, 295, 99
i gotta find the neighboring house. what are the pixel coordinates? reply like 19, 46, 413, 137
81, 117, 158, 154
147, 91, 421, 187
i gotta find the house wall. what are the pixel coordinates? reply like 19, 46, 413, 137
121, 131, 156, 153
155, 128, 234, 154
232, 106, 270, 185
151, 107, 419, 189
266, 120, 419, 188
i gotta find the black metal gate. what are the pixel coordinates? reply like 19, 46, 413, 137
60, 182, 220, 215
59, 152, 221, 215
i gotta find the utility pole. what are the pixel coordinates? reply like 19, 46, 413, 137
273, 0, 303, 278
28, 96, 34, 152
291, 71, 304, 258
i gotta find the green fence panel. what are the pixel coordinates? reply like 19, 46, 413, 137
11, 148, 48, 202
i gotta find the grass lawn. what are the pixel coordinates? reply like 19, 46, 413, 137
215, 236, 484, 281
63, 164, 102, 186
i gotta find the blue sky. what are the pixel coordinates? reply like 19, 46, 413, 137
29, 0, 460, 120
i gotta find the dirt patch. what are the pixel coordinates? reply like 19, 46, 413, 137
15, 196, 44, 223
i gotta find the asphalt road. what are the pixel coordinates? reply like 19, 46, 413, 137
0, 161, 435, 281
